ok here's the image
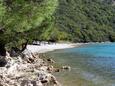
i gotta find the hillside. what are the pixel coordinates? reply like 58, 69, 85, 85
52, 0, 115, 42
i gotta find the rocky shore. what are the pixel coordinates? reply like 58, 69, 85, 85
0, 43, 76, 86
0, 51, 62, 86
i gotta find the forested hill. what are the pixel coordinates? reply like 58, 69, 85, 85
53, 0, 115, 42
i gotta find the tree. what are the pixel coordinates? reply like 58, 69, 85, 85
0, 0, 58, 56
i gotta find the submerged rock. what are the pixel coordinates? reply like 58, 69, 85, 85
62, 66, 71, 71
47, 58, 55, 63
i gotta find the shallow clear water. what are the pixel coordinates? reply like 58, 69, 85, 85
47, 43, 115, 86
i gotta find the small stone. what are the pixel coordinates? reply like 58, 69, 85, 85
54, 68, 60, 72
62, 66, 71, 70
47, 58, 55, 63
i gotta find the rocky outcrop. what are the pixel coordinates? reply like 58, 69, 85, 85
0, 51, 61, 86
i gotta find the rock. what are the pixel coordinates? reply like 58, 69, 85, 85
62, 66, 71, 70
50, 75, 61, 86
36, 80, 43, 86
47, 65, 54, 72
47, 58, 55, 63
39, 66, 48, 72
54, 68, 60, 72
41, 80, 48, 83
0, 52, 61, 86
21, 80, 31, 86
28, 58, 34, 63
0, 83, 3, 86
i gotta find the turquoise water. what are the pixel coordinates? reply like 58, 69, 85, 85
47, 43, 115, 86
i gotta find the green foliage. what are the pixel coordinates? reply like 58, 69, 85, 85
0, 0, 58, 50
54, 0, 115, 42
3, 0, 58, 32
0, 0, 5, 22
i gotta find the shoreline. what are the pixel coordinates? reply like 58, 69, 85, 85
46, 42, 115, 86
25, 43, 83, 54
0, 43, 82, 86
0, 42, 114, 86
26, 42, 114, 54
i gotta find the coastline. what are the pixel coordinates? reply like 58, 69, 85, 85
25, 43, 83, 54
0, 43, 82, 86
26, 42, 113, 54
0, 42, 114, 86
23, 43, 83, 86
46, 42, 115, 86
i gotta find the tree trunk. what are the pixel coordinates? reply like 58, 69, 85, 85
21, 39, 28, 52
0, 44, 6, 56
10, 40, 28, 57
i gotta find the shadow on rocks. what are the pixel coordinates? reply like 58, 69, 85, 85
0, 56, 7, 67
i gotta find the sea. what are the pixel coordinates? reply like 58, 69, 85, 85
47, 43, 115, 86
